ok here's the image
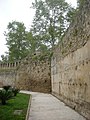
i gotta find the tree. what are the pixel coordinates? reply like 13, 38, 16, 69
5, 21, 29, 62
31, 0, 76, 49
26, 31, 49, 55
1, 54, 9, 63
26, 32, 40, 54
4, 21, 48, 62
77, 0, 85, 7
3, 0, 76, 62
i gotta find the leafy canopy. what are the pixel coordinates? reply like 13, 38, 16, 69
1, 0, 77, 62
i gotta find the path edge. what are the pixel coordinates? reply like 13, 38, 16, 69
25, 94, 32, 120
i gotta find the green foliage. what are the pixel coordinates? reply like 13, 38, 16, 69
26, 32, 41, 54
3, 85, 11, 91
31, 0, 76, 49
66, 7, 77, 23
0, 93, 30, 120
12, 87, 20, 96
2, 1, 77, 62
5, 21, 29, 62
0, 85, 20, 105
4, 21, 49, 62
1, 54, 9, 63
0, 89, 13, 105
77, 0, 85, 7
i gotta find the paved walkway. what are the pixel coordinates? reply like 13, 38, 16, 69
20, 91, 86, 120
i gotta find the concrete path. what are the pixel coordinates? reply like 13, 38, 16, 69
27, 92, 86, 120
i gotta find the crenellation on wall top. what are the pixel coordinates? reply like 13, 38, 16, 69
0, 61, 21, 69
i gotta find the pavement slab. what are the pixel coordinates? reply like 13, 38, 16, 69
27, 92, 86, 120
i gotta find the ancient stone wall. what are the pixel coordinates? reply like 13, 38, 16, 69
0, 55, 51, 93
0, 62, 20, 87
0, 69, 16, 87
51, 0, 90, 119
16, 55, 51, 93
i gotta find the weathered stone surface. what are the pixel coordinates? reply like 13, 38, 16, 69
0, 62, 20, 87
0, 69, 16, 87
0, 55, 51, 93
16, 55, 51, 93
51, 0, 90, 119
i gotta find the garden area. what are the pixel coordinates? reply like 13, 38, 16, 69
0, 86, 30, 120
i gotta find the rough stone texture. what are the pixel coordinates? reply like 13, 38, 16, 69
0, 61, 20, 87
0, 55, 51, 93
16, 55, 51, 93
51, 0, 90, 119
0, 69, 16, 87
54, 0, 90, 60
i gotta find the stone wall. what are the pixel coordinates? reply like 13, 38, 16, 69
0, 55, 51, 93
0, 69, 16, 87
0, 61, 20, 87
51, 0, 90, 119
16, 55, 51, 93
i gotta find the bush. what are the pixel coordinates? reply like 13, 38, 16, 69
12, 88, 20, 96
3, 85, 11, 91
0, 85, 20, 105
0, 89, 13, 105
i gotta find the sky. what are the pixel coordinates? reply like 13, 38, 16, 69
0, 0, 77, 59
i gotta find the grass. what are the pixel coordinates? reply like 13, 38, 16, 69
0, 93, 30, 120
